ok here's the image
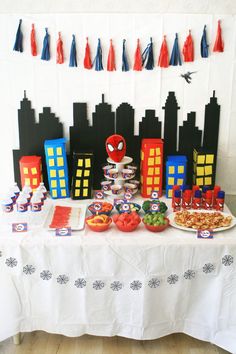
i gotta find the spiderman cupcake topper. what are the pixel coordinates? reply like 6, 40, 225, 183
105, 134, 126, 162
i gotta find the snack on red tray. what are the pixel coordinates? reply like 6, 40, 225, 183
49, 206, 72, 228
174, 210, 232, 230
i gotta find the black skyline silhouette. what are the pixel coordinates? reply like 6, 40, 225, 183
13, 91, 220, 189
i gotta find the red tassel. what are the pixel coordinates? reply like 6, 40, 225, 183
56, 32, 64, 64
31, 24, 37, 56
107, 39, 116, 71
158, 35, 169, 68
182, 30, 194, 62
84, 37, 92, 69
133, 39, 142, 71
213, 20, 224, 52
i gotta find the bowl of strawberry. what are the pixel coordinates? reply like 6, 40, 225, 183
88, 201, 113, 216
113, 212, 141, 232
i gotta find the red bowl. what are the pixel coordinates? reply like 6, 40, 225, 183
85, 215, 112, 232
143, 217, 169, 232
115, 221, 140, 232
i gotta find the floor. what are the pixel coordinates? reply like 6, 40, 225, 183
0, 332, 230, 354
1, 195, 235, 354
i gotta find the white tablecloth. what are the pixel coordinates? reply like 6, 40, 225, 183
0, 199, 236, 353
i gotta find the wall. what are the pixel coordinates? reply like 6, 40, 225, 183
0, 0, 236, 195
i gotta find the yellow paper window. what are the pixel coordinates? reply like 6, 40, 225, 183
206, 155, 214, 164
204, 177, 212, 185
168, 189, 173, 198
23, 167, 28, 174
154, 177, 160, 184
60, 180, 66, 188
32, 178, 38, 186
50, 170, 56, 178
168, 166, 175, 174
155, 167, 160, 175
149, 148, 155, 156
168, 177, 174, 185
148, 158, 154, 166
78, 159, 83, 167
31, 167, 37, 175
155, 156, 161, 165
177, 178, 184, 185
24, 178, 30, 185
76, 170, 82, 177
75, 189, 80, 197
141, 151, 144, 160
156, 147, 160, 155
58, 170, 65, 178
197, 155, 205, 164
148, 167, 154, 175
140, 175, 143, 183
84, 170, 90, 177
57, 157, 64, 167
56, 147, 62, 155
205, 166, 212, 175
85, 159, 91, 168
83, 180, 89, 187
147, 177, 153, 185
196, 167, 204, 176
193, 150, 197, 162
75, 180, 81, 187
47, 147, 54, 156
49, 159, 55, 167
178, 166, 184, 174
147, 187, 152, 196
51, 180, 57, 188
196, 177, 204, 185
61, 189, 67, 197
83, 189, 88, 197
51, 189, 57, 198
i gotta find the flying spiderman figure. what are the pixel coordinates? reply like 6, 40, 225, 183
180, 71, 197, 84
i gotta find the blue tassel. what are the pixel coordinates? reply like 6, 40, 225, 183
41, 28, 50, 61
13, 19, 23, 52
69, 34, 77, 67
142, 37, 154, 70
169, 33, 182, 66
201, 25, 209, 58
93, 38, 103, 71
122, 39, 129, 72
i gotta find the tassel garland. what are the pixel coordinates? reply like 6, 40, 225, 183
69, 34, 77, 67
56, 32, 64, 64
41, 28, 50, 61
201, 25, 209, 58
169, 33, 182, 66
133, 39, 142, 71
84, 37, 92, 69
142, 37, 154, 70
158, 35, 169, 68
213, 20, 224, 52
122, 39, 129, 71
13, 19, 23, 52
107, 39, 116, 71
93, 38, 103, 71
31, 24, 37, 56
182, 30, 194, 62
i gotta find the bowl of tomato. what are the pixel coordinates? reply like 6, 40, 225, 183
88, 201, 113, 216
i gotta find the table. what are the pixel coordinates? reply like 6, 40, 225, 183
0, 198, 236, 353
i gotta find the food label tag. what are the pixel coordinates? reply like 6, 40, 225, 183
151, 190, 159, 200
197, 229, 214, 239
113, 198, 125, 206
12, 222, 28, 233
150, 202, 160, 212
124, 192, 132, 200
55, 227, 72, 236
94, 190, 104, 199
120, 203, 131, 213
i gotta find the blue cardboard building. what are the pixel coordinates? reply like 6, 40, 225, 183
166, 155, 187, 198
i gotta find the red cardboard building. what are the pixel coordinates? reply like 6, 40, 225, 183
19, 156, 42, 190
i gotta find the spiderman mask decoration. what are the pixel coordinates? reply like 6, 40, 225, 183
106, 135, 126, 162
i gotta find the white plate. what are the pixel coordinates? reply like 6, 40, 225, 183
168, 210, 236, 233
44, 202, 87, 231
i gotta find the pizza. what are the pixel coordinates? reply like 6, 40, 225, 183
174, 210, 232, 230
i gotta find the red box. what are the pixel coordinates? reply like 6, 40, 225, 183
19, 156, 42, 190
